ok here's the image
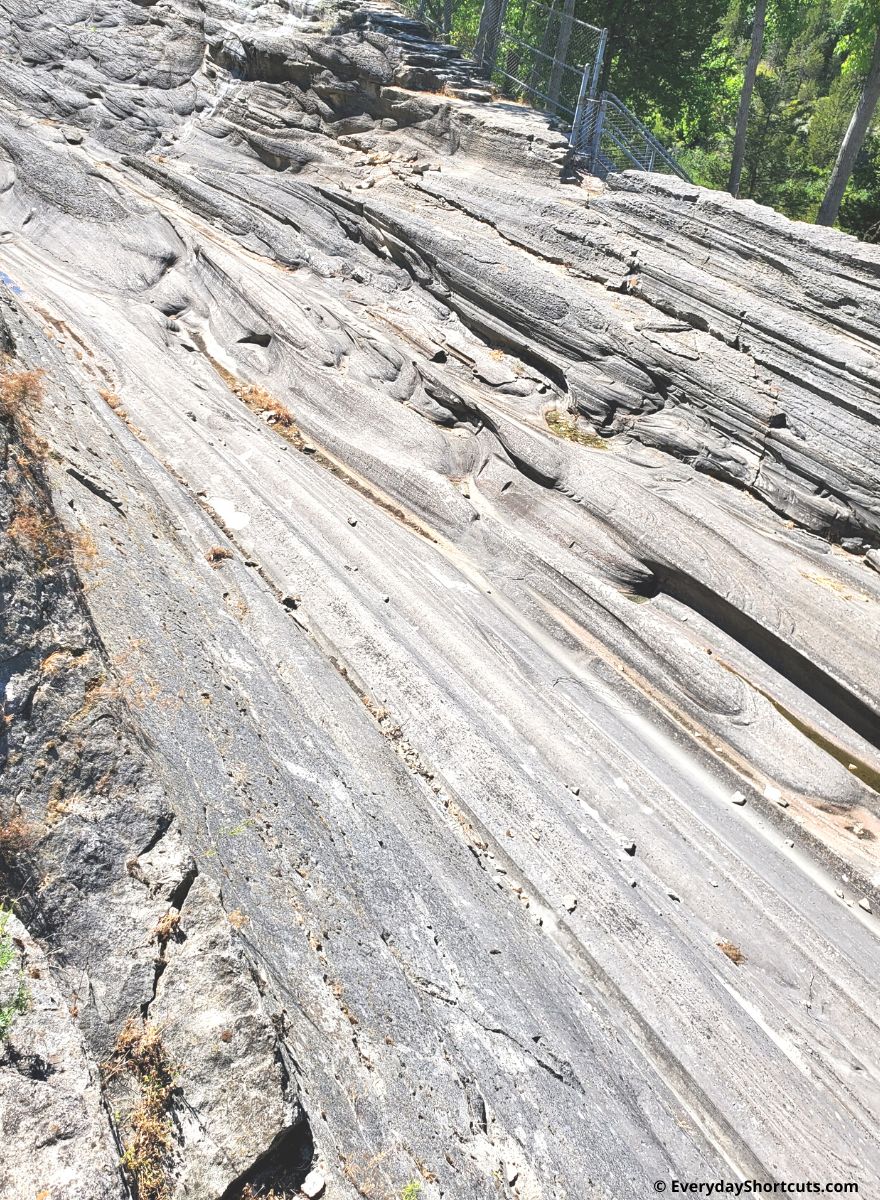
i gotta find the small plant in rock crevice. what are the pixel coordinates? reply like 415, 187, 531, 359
2, 361, 98, 574
0, 976, 28, 1039
0, 363, 44, 435
206, 544, 234, 566
6, 509, 67, 564
0, 907, 29, 1039
103, 1018, 177, 1200
153, 911, 180, 946
212, 362, 304, 448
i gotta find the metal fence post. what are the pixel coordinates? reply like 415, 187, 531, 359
588, 26, 607, 100
590, 93, 606, 171
571, 65, 592, 154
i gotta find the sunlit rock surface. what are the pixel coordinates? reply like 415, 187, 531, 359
0, 1, 879, 1197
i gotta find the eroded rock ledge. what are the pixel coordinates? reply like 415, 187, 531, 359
0, 1, 879, 1198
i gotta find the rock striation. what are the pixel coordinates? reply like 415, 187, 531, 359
0, 1, 879, 1198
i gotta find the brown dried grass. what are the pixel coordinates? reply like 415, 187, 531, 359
717, 940, 746, 965
105, 1019, 176, 1200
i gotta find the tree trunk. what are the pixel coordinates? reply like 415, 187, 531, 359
474, 0, 510, 74
817, 23, 880, 227
527, 0, 559, 99
727, 0, 768, 198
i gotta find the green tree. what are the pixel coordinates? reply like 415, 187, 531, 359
728, 0, 768, 194
818, 1, 880, 224
578, 0, 730, 122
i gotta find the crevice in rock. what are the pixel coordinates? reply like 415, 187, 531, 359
648, 561, 880, 756
219, 1113, 316, 1200
167, 857, 199, 912
134, 811, 176, 861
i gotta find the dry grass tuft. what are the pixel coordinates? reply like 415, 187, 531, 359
213, 364, 304, 448
0, 814, 35, 902
153, 911, 180, 945
99, 388, 130, 423
72, 528, 99, 572
1, 362, 98, 574
7, 510, 66, 564
0, 815, 32, 854
0, 363, 44, 432
7, 503, 98, 574
241, 384, 296, 429
205, 545, 234, 566
717, 940, 746, 965
105, 1018, 176, 1200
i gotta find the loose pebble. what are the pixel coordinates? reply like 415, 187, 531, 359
302, 1169, 326, 1199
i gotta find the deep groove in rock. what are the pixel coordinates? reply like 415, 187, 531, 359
650, 562, 880, 755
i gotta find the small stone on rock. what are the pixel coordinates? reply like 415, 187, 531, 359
858, 898, 872, 913
731, 791, 747, 806
301, 1169, 326, 1199
348, 516, 358, 527
622, 840, 636, 856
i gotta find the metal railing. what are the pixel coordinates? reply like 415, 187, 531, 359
483, 0, 606, 122
402, 0, 607, 122
390, 0, 688, 181
571, 92, 691, 181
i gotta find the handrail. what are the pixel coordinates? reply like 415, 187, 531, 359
602, 123, 652, 173
603, 92, 687, 177
571, 91, 691, 182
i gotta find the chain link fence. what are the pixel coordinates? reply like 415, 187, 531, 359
403, 0, 605, 123
393, 0, 689, 180
573, 93, 691, 180
480, 0, 605, 122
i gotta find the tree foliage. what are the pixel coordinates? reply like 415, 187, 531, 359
421, 0, 880, 235
585, 0, 878, 237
